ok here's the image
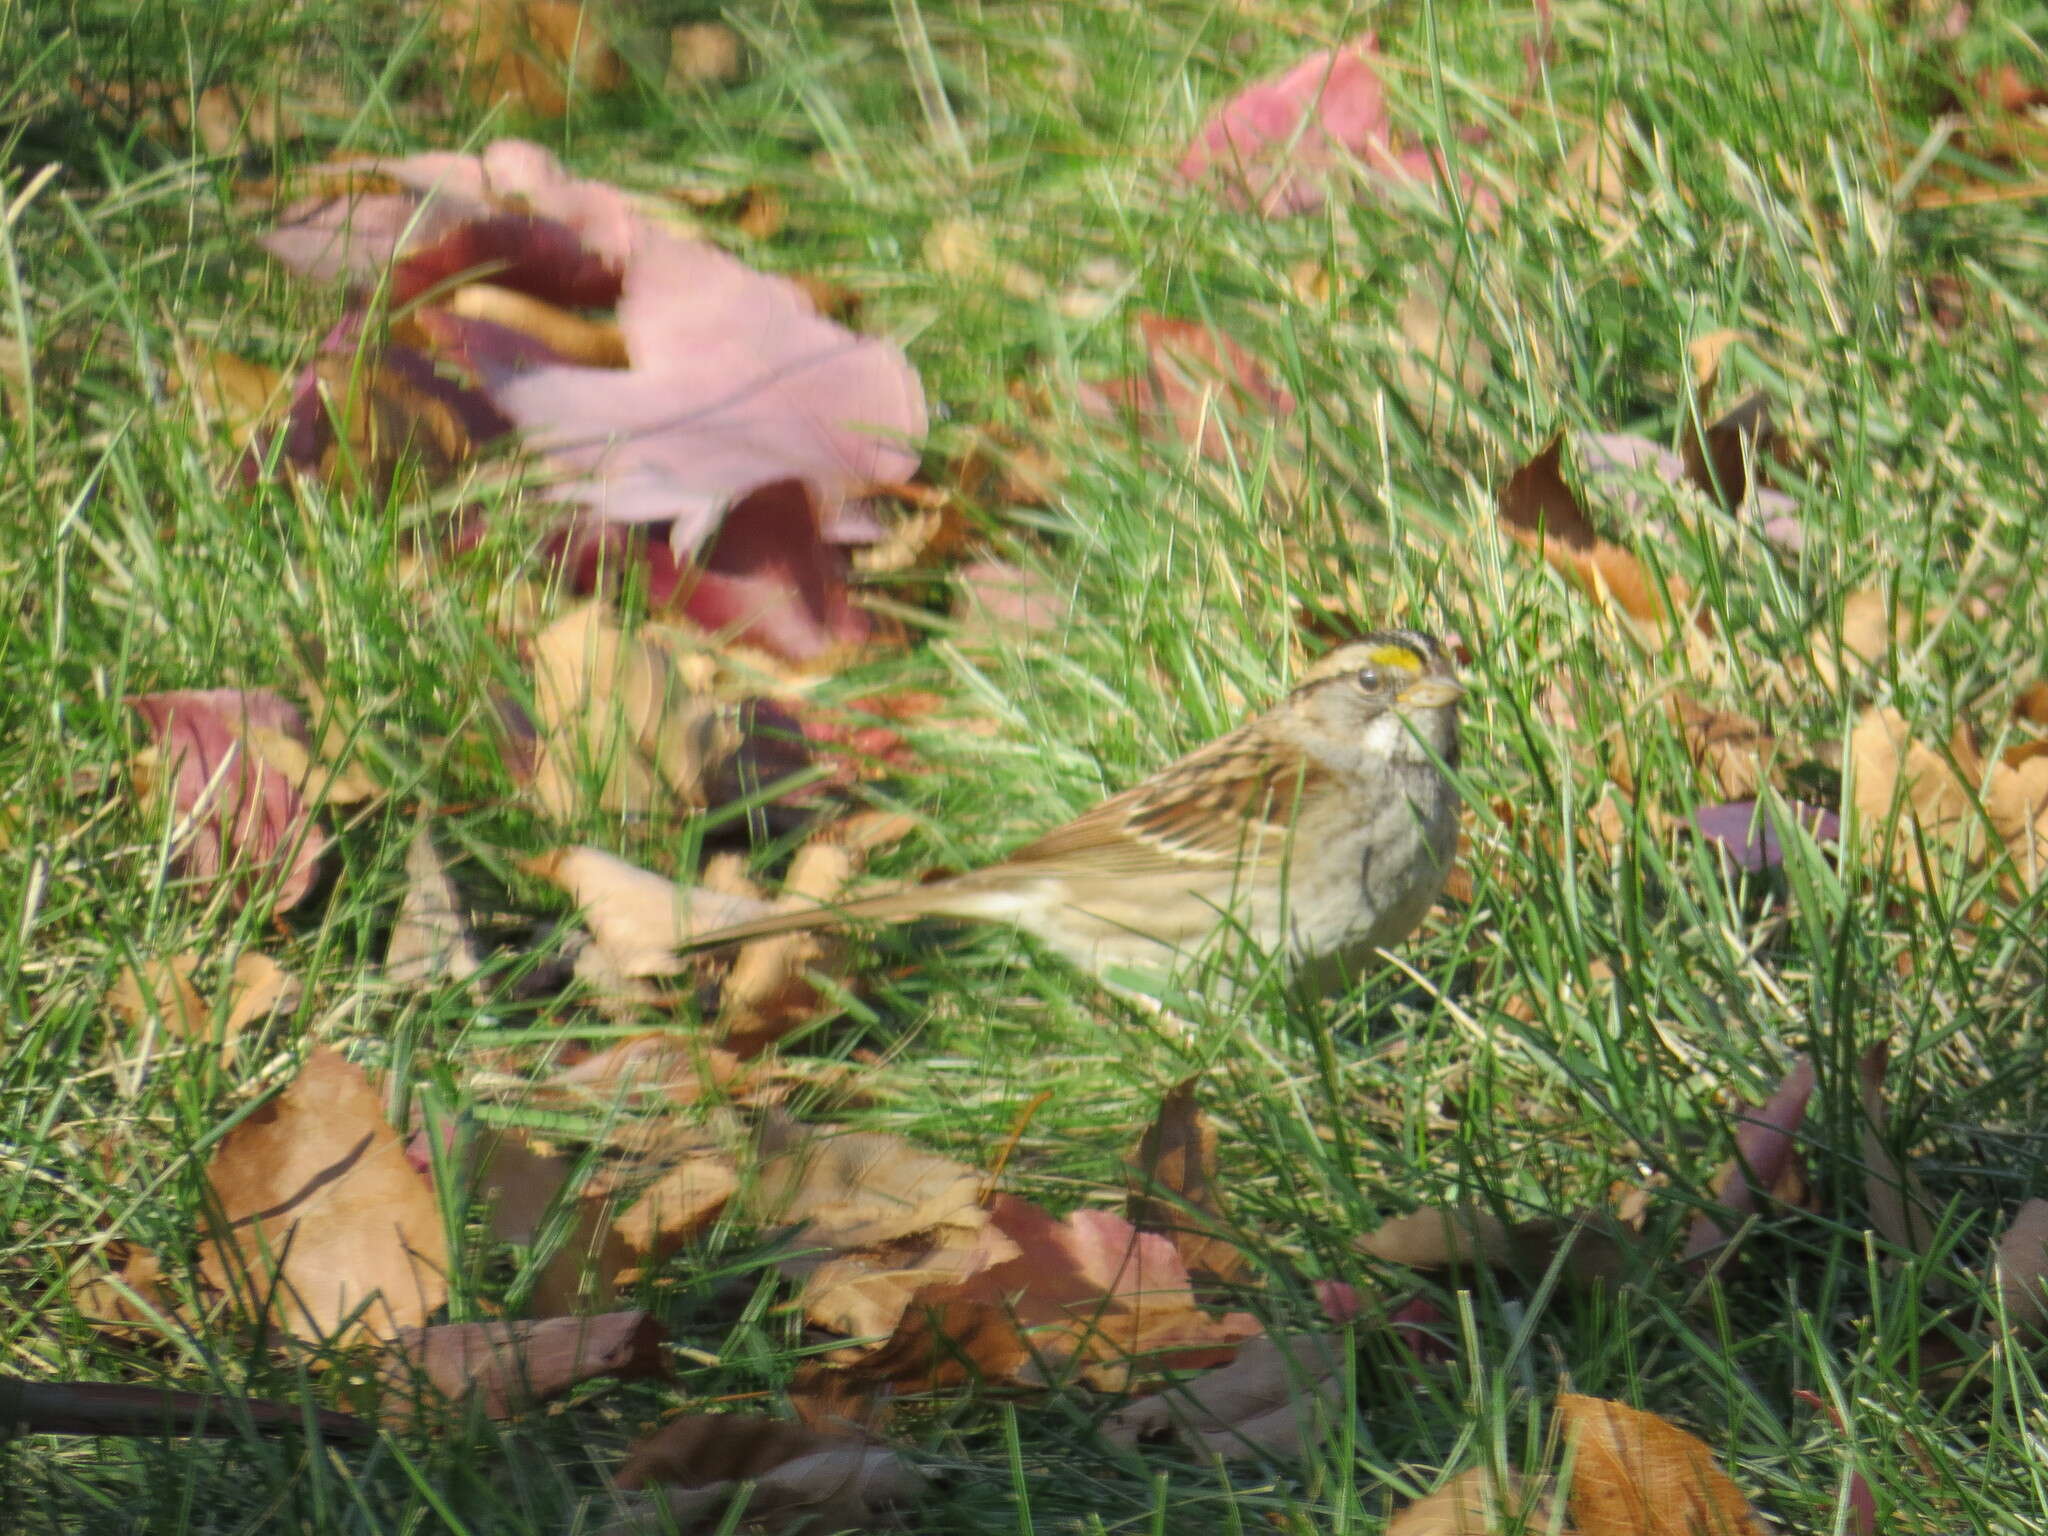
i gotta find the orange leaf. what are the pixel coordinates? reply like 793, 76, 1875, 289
1558, 1394, 1767, 1536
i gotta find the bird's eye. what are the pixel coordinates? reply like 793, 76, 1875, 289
1355, 667, 1383, 693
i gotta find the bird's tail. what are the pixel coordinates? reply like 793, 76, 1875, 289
677, 885, 950, 952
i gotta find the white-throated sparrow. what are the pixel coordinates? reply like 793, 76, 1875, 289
684, 630, 1462, 991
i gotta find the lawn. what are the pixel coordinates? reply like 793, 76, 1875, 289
5, 0, 2048, 1531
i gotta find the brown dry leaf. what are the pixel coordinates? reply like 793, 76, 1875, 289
107, 953, 297, 1061
1100, 1332, 1343, 1460
385, 823, 484, 987
1848, 706, 1984, 887
549, 1034, 748, 1109
667, 22, 744, 87
799, 1220, 1021, 1341
199, 1050, 449, 1343
1561, 102, 1633, 221
302, 352, 483, 487
472, 1130, 632, 1315
221, 953, 299, 1041
527, 604, 742, 822
1993, 1198, 2048, 1339
1357, 1205, 1627, 1288
438, 0, 624, 117
614, 1154, 742, 1261
605, 1413, 925, 1535
2014, 680, 2048, 727
813, 1195, 1260, 1397
719, 842, 854, 1053
1389, 264, 1492, 425
1812, 588, 1908, 692
384, 1311, 666, 1421
1126, 1079, 1250, 1287
70, 1243, 174, 1333
188, 349, 285, 446
1686, 330, 1751, 397
748, 1121, 987, 1253
1498, 437, 1698, 638
525, 845, 776, 980
106, 957, 205, 1039
1667, 697, 1780, 801
433, 284, 629, 367
1388, 1468, 1564, 1536
1980, 752, 2048, 889
1557, 1394, 1767, 1536
922, 217, 1047, 302
1857, 1043, 1936, 1259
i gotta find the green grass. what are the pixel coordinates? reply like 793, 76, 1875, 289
8, 0, 2048, 1530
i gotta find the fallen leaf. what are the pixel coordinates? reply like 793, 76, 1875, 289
1126, 1079, 1250, 1287
749, 1121, 987, 1253
470, 1130, 631, 1315
1687, 798, 1838, 872
384, 1311, 665, 1420
1556, 1394, 1767, 1536
103, 952, 294, 1072
128, 689, 330, 912
524, 845, 776, 979
1079, 313, 1294, 462
1357, 1205, 1626, 1288
488, 227, 926, 549
187, 349, 285, 446
718, 841, 855, 1052
524, 603, 743, 821
385, 823, 484, 987
1665, 697, 1782, 802
668, 22, 744, 87
437, 0, 624, 118
1387, 1468, 1563, 1536
549, 1035, 748, 1109
613, 1154, 742, 1260
1179, 34, 1461, 217
1847, 705, 1984, 888
665, 480, 874, 663
1856, 1043, 1936, 1259
952, 560, 1065, 644
1497, 437, 1699, 635
1980, 750, 2048, 888
106, 957, 205, 1040
816, 1196, 1260, 1396
606, 1413, 925, 1535
1681, 391, 1777, 513
1562, 102, 1634, 221
199, 1050, 449, 1344
435, 282, 628, 367
799, 1220, 1021, 1341
1100, 1332, 1343, 1459
1992, 1198, 2048, 1339
1682, 1055, 1817, 1267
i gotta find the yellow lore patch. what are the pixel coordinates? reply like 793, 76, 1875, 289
1367, 644, 1426, 674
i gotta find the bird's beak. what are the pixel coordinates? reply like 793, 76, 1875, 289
1397, 677, 1464, 709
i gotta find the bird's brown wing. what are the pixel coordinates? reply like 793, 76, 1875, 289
984, 724, 1319, 880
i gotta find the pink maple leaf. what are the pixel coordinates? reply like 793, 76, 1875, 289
1179, 34, 1446, 217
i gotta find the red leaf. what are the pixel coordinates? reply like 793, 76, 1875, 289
391, 213, 621, 310
1682, 1055, 1817, 1267
127, 689, 328, 911
677, 480, 870, 661
1179, 34, 1451, 216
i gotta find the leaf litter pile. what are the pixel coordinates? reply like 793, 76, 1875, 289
16, 1, 2048, 1532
